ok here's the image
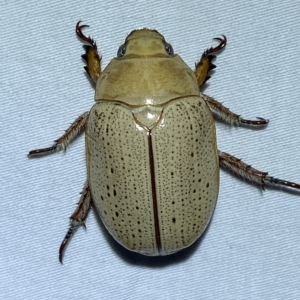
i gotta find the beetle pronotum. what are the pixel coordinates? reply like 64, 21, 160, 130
29, 22, 300, 263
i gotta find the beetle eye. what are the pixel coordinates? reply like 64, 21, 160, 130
117, 44, 126, 57
165, 42, 174, 55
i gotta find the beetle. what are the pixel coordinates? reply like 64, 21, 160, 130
29, 22, 300, 263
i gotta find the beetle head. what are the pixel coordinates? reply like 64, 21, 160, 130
117, 29, 174, 58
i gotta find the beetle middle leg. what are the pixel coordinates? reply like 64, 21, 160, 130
28, 112, 90, 263
219, 150, 300, 191
28, 112, 88, 156
202, 94, 269, 127
59, 181, 92, 263
76, 21, 102, 83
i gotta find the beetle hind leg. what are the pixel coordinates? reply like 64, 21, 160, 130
195, 35, 226, 87
76, 21, 102, 83
219, 150, 300, 191
59, 181, 92, 263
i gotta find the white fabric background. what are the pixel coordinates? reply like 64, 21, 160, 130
1, 1, 300, 299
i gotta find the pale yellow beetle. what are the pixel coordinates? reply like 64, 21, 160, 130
29, 22, 300, 263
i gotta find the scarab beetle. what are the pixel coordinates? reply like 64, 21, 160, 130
29, 22, 300, 263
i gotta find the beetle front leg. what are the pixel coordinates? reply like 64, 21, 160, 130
28, 112, 88, 156
59, 181, 92, 263
76, 21, 102, 83
202, 94, 269, 127
195, 35, 226, 87
219, 150, 300, 191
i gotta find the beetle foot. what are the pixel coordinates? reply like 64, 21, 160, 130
265, 176, 300, 191
76, 21, 102, 82
239, 116, 269, 126
202, 94, 269, 128
59, 182, 91, 263
59, 220, 81, 264
195, 35, 227, 87
28, 142, 61, 156
28, 112, 88, 157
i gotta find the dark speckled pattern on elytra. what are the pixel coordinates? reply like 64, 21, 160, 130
86, 96, 219, 256
153, 97, 219, 254
87, 102, 157, 255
